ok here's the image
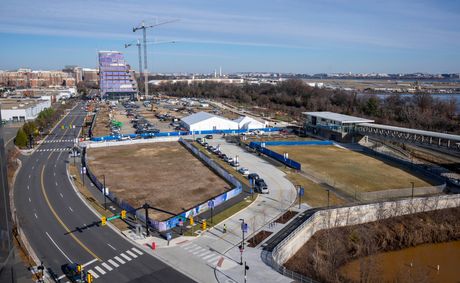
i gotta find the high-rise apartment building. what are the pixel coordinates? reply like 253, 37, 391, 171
98, 51, 138, 100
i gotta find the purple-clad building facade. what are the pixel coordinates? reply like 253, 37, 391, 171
98, 51, 138, 100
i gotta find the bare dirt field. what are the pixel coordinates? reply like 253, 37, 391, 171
269, 145, 433, 194
86, 142, 231, 220
92, 104, 110, 137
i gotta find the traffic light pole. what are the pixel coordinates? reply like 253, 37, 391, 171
103, 174, 107, 210
143, 203, 150, 236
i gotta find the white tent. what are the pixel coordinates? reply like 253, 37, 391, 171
233, 116, 266, 130
180, 112, 238, 131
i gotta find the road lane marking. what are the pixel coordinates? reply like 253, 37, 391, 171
101, 262, 113, 271
34, 213, 38, 219
40, 166, 101, 261
114, 256, 125, 265
120, 253, 131, 261
68, 206, 73, 212
56, 182, 58, 186
131, 247, 143, 255
108, 259, 119, 268
27, 185, 29, 190
45, 232, 73, 262
107, 243, 117, 251
54, 172, 56, 176
207, 255, 221, 263
29, 175, 31, 179
60, 193, 63, 198
125, 250, 137, 258
94, 266, 106, 275
32, 166, 34, 169
83, 258, 98, 267
88, 270, 99, 278
28, 197, 31, 203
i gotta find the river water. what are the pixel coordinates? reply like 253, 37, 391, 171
340, 241, 460, 282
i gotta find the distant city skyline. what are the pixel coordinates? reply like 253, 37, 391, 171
1, 0, 459, 73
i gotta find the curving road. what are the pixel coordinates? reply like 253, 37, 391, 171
14, 102, 194, 282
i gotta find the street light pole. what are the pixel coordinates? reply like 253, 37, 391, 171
239, 218, 245, 265
103, 174, 107, 210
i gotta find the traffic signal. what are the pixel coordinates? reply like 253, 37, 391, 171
77, 264, 82, 273
201, 220, 207, 231
101, 216, 106, 225
189, 216, 194, 225
87, 272, 93, 283
121, 210, 126, 219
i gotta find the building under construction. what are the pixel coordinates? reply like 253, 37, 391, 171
98, 51, 138, 100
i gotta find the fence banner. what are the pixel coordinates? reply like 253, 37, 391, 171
90, 127, 283, 142
249, 142, 302, 170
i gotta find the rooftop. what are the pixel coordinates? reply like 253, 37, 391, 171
303, 111, 375, 124
0, 99, 47, 110
181, 111, 235, 125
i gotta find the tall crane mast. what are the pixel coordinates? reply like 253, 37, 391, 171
133, 19, 178, 98
125, 39, 142, 100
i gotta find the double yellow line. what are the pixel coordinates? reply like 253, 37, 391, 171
40, 105, 101, 261
40, 165, 101, 261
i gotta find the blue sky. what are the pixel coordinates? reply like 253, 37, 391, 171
0, 0, 459, 73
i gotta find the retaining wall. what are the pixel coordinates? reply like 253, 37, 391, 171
272, 194, 460, 265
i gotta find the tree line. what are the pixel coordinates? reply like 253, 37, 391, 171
152, 80, 460, 133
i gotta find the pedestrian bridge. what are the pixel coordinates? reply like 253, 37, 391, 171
356, 123, 460, 151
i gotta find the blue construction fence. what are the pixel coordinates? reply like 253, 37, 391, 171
81, 138, 243, 232
90, 127, 283, 142
248, 140, 333, 170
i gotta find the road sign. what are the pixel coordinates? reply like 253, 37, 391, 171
178, 219, 183, 227
299, 187, 304, 197
241, 223, 248, 233
121, 210, 126, 219
208, 200, 215, 209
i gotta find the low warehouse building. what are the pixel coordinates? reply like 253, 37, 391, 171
180, 111, 238, 131
0, 99, 51, 122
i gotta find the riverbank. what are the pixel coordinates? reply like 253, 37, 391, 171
284, 206, 460, 283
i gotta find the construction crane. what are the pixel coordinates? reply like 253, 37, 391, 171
133, 19, 178, 98
125, 39, 176, 100
124, 39, 143, 100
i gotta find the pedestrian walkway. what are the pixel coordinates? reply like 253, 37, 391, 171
35, 148, 70, 152
42, 139, 75, 143
84, 247, 144, 279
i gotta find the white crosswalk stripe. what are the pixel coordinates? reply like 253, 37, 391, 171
207, 255, 221, 263
94, 266, 106, 275
126, 250, 138, 258
101, 262, 113, 271
132, 247, 143, 255
114, 256, 126, 265
88, 270, 99, 278
120, 253, 132, 261
108, 259, 119, 268
202, 253, 216, 260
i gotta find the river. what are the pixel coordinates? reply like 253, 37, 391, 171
340, 240, 460, 282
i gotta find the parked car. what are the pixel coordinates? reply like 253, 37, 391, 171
196, 137, 203, 143
247, 173, 260, 181
230, 160, 240, 167
226, 157, 234, 163
238, 167, 249, 175
205, 134, 213, 139
254, 179, 269, 194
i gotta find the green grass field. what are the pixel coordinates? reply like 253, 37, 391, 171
270, 145, 433, 195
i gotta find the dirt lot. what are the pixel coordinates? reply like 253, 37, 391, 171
86, 142, 231, 220
92, 103, 111, 137
269, 145, 433, 194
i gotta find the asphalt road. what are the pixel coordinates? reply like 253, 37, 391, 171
14, 102, 194, 282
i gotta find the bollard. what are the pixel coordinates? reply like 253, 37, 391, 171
151, 242, 156, 250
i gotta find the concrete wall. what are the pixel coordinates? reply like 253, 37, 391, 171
273, 194, 460, 265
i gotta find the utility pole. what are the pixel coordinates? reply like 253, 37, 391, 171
103, 174, 107, 210
133, 19, 178, 98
